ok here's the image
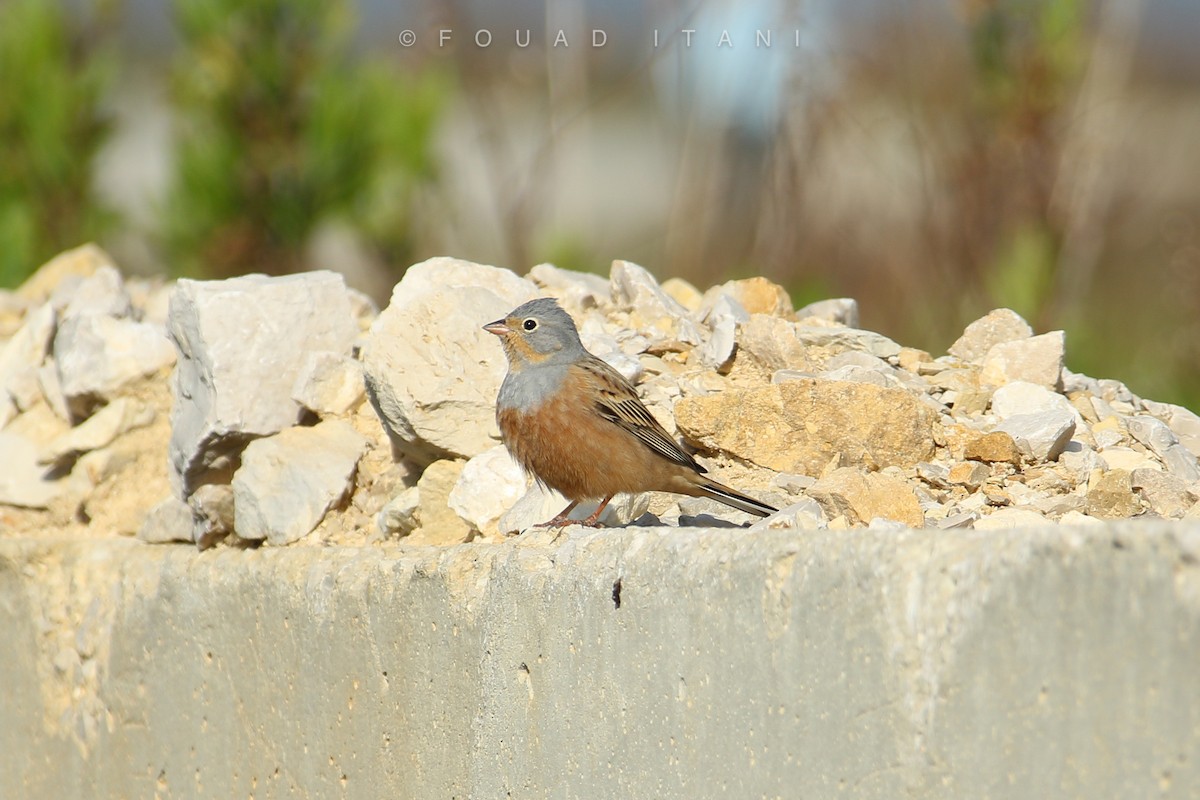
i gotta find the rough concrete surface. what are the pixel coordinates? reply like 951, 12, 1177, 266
3, 522, 1198, 799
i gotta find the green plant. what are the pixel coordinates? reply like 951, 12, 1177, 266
164, 0, 444, 278
0, 0, 115, 287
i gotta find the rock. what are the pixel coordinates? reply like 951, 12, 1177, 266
609, 260, 701, 345
948, 460, 990, 490
807, 468, 923, 527
703, 277, 793, 318
795, 298, 858, 327
1149, 402, 1200, 456
675, 379, 937, 475
15, 243, 114, 305
936, 511, 980, 529
37, 363, 71, 421
528, 263, 610, 305
232, 420, 368, 546
1085, 469, 1142, 519
917, 462, 952, 488
1091, 417, 1125, 449
56, 265, 132, 320
1098, 448, 1161, 473
979, 331, 1065, 389
0, 431, 63, 508
53, 314, 176, 420
736, 315, 813, 372
990, 381, 1075, 420
409, 459, 473, 545
948, 308, 1033, 362
659, 277, 704, 311
291, 352, 366, 417
38, 398, 155, 465
498, 482, 650, 534
377, 486, 421, 538
1058, 440, 1101, 479
995, 410, 1076, 462
794, 326, 902, 360
188, 483, 236, 550
1126, 415, 1200, 483
964, 431, 1023, 466
168, 272, 358, 495
361, 258, 537, 465
137, 496, 195, 544
447, 446, 527, 537
974, 508, 1049, 530
747, 499, 827, 531
1059, 510, 1106, 526
697, 295, 747, 371
0, 303, 55, 412
1131, 468, 1197, 519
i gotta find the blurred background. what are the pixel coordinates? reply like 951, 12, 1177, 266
2, 0, 1198, 406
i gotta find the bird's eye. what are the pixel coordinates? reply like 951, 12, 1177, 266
523, 318, 538, 331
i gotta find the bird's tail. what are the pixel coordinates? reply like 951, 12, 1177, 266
696, 480, 777, 518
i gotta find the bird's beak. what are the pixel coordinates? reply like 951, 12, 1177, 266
483, 319, 509, 336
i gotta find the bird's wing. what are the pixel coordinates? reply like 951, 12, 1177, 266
576, 355, 704, 473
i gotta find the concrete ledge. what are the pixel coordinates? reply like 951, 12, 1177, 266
3, 523, 1199, 798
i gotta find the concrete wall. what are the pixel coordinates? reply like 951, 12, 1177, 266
2, 523, 1198, 798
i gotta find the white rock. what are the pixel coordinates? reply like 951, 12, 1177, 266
0, 303, 55, 409
498, 483, 649, 534
698, 295, 747, 370
361, 258, 538, 464
793, 325, 902, 359
795, 298, 859, 327
56, 265, 131, 320
1157, 403, 1200, 456
447, 445, 527, 536
528, 263, 609, 304
291, 352, 365, 417
0, 431, 63, 508
979, 331, 1065, 389
748, 499, 826, 531
1058, 440, 1101, 479
55, 314, 176, 419
820, 364, 898, 389
974, 507, 1048, 530
232, 420, 368, 545
1125, 415, 1200, 482
1131, 468, 1198, 519
990, 381, 1074, 420
377, 486, 421, 537
948, 308, 1033, 362
1059, 510, 1106, 527
138, 496, 195, 544
1097, 447, 1161, 474
609, 260, 701, 345
36, 363, 71, 421
38, 398, 155, 465
1162, 445, 1200, 485
995, 410, 1076, 462
168, 272, 358, 495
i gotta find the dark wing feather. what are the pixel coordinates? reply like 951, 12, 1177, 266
578, 356, 704, 473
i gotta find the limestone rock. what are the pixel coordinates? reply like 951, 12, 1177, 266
188, 483, 235, 550
1059, 510, 1106, 526
232, 420, 368, 546
528, 263, 610, 306
948, 308, 1033, 362
53, 314, 174, 419
361, 258, 537, 465
447, 446, 527, 537
0, 302, 56, 413
609, 260, 701, 345
377, 486, 421, 538
168, 272, 358, 495
1085, 469, 1142, 519
659, 276, 704, 311
703, 277, 793, 317
291, 352, 365, 418
1131, 468, 1197, 519
948, 460, 990, 490
697, 295, 747, 370
410, 459, 473, 545
964, 431, 1023, 466
974, 507, 1049, 530
15, 243, 114, 305
56, 265, 132, 321
990, 381, 1075, 420
0, 431, 63, 508
39, 398, 155, 465
807, 468, 923, 527
747, 499, 827, 531
979, 331, 1065, 389
1126, 415, 1200, 483
675, 379, 937, 474
137, 496, 195, 544
795, 298, 858, 327
995, 410, 1076, 462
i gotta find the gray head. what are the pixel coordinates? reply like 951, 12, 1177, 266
483, 297, 587, 368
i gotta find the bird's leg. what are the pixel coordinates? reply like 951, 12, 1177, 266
539, 500, 579, 528
579, 495, 614, 528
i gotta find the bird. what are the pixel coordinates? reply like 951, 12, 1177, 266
484, 297, 777, 528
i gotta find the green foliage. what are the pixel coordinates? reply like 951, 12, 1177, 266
985, 223, 1057, 322
164, 0, 444, 277
0, 0, 114, 287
